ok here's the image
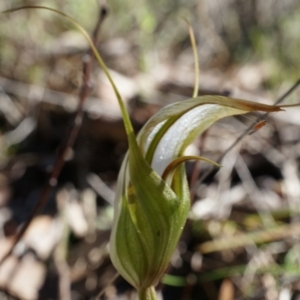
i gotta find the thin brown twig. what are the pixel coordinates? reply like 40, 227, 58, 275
0, 1, 108, 266
192, 78, 300, 192
189, 130, 208, 202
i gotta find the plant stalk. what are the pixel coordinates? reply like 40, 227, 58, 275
138, 287, 157, 300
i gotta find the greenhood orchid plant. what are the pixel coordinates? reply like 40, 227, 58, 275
110, 96, 281, 298
4, 6, 287, 300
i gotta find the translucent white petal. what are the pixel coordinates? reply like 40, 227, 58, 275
151, 104, 244, 176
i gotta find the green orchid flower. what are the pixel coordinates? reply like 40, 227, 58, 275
109, 96, 281, 298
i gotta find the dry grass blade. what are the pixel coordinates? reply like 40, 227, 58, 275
198, 222, 300, 254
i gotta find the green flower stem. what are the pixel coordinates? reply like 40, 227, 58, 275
186, 20, 199, 98
3, 5, 134, 136
138, 286, 157, 300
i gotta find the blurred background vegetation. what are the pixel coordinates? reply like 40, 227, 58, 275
1, 1, 300, 300
2, 0, 300, 86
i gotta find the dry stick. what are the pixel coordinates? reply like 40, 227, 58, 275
198, 221, 300, 254
192, 78, 300, 192
0, 1, 108, 266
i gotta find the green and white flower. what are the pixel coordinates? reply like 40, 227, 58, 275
109, 95, 281, 293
